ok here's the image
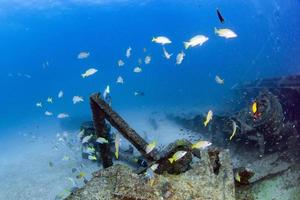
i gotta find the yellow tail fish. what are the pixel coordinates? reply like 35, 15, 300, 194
204, 110, 213, 127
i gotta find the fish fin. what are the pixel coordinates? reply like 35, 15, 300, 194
214, 27, 218, 34
168, 158, 174, 164
183, 42, 190, 49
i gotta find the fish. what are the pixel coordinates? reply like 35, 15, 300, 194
138, 58, 142, 65
214, 27, 237, 39
66, 177, 76, 187
191, 141, 212, 149
216, 8, 225, 23
86, 146, 95, 154
73, 96, 84, 104
115, 134, 120, 159
58, 90, 64, 98
36, 102, 42, 108
24, 74, 31, 79
96, 137, 109, 144
81, 68, 98, 78
82, 135, 92, 144
176, 51, 185, 65
152, 36, 172, 45
145, 141, 157, 154
77, 51, 89, 59
183, 35, 209, 49
229, 120, 238, 140
62, 155, 70, 161
57, 113, 69, 119
77, 130, 84, 139
134, 91, 145, 96
116, 76, 124, 84
103, 85, 110, 100
133, 67, 142, 73
215, 75, 224, 84
204, 110, 213, 127
150, 163, 159, 171
49, 161, 54, 167
252, 101, 257, 114
76, 172, 86, 179
118, 59, 125, 67
162, 46, 173, 59
126, 47, 132, 58
47, 97, 53, 104
88, 155, 97, 161
71, 168, 77, 173
144, 56, 151, 64
143, 48, 147, 52
45, 111, 53, 116
235, 172, 241, 182
168, 151, 187, 164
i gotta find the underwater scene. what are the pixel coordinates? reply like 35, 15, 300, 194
0, 0, 300, 199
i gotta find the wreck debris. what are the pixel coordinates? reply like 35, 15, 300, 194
90, 93, 159, 165
90, 95, 113, 168
66, 149, 236, 200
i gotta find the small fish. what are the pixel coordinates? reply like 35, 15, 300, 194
168, 151, 187, 164
77, 51, 90, 59
176, 51, 185, 65
49, 161, 54, 167
144, 56, 151, 64
143, 47, 147, 52
184, 35, 209, 49
115, 134, 120, 159
45, 111, 53, 116
204, 110, 213, 127
235, 172, 241, 182
76, 172, 86, 179
47, 97, 53, 104
96, 137, 109, 144
229, 120, 237, 140
162, 46, 173, 59
145, 141, 157, 154
216, 8, 225, 23
88, 155, 97, 161
82, 135, 92, 144
252, 101, 257, 114
191, 141, 212, 149
57, 113, 69, 119
77, 130, 84, 138
73, 96, 84, 104
71, 168, 77, 173
126, 47, 132, 58
215, 75, 224, 84
58, 90, 64, 98
103, 85, 110, 100
118, 59, 125, 67
214, 27, 237, 39
134, 91, 145, 96
36, 102, 42, 108
66, 177, 76, 187
133, 67, 142, 73
116, 76, 124, 84
152, 36, 172, 45
24, 74, 31, 79
81, 68, 98, 78
86, 146, 95, 154
62, 155, 70, 161
138, 58, 142, 65
150, 163, 159, 171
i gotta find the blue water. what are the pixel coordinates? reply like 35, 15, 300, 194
1, 0, 300, 130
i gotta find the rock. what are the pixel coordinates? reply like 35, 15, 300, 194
66, 149, 236, 200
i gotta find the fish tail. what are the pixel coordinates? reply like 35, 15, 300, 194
214, 27, 218, 34
184, 42, 190, 49
191, 144, 196, 149
151, 37, 155, 42
115, 151, 119, 159
204, 121, 208, 127
81, 74, 86, 78
168, 158, 174, 164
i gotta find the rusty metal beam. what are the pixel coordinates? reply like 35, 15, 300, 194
90, 93, 158, 162
90, 95, 113, 168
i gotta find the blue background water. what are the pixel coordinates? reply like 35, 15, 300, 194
0, 0, 300, 131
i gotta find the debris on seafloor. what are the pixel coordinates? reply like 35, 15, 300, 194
66, 149, 236, 200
